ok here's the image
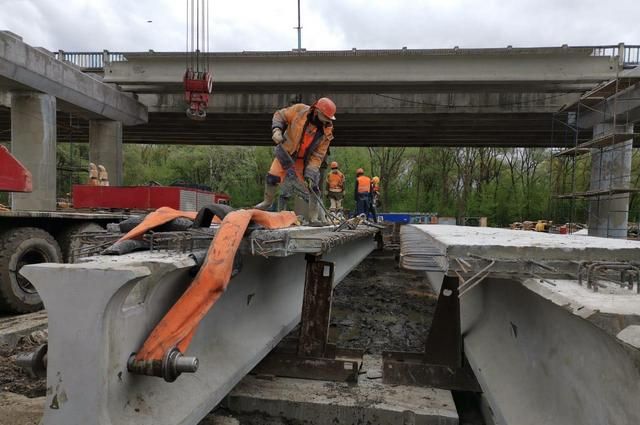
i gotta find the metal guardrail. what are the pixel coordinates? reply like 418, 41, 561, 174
54, 45, 640, 71
585, 43, 640, 67
53, 50, 126, 70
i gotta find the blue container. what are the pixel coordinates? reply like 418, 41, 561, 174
378, 213, 411, 223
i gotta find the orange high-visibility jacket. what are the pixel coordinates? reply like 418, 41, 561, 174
327, 170, 345, 191
357, 175, 371, 194
272, 104, 334, 174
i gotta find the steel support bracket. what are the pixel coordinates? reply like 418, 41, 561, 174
382, 275, 480, 391
254, 255, 363, 382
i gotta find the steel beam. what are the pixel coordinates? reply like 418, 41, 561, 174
21, 232, 376, 425
382, 275, 480, 392
253, 256, 364, 382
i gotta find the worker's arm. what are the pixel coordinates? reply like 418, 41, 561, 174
354, 179, 359, 201
272, 104, 308, 131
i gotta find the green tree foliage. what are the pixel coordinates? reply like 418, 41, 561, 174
7, 141, 634, 228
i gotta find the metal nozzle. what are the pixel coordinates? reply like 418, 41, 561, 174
127, 347, 199, 382
15, 344, 48, 378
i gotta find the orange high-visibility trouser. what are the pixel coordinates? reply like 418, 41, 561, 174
268, 158, 305, 183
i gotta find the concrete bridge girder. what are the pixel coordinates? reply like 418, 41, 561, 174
0, 31, 147, 125
105, 48, 619, 94
21, 229, 377, 425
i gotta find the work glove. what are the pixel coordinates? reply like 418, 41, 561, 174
272, 128, 285, 144
305, 178, 316, 190
303, 168, 320, 192
286, 167, 297, 180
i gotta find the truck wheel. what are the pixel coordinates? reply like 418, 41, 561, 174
0, 227, 62, 313
58, 222, 104, 263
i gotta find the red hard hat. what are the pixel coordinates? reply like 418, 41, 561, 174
330, 161, 338, 169
356, 168, 364, 175
314, 97, 336, 120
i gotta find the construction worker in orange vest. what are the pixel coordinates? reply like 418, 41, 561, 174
354, 168, 371, 216
326, 161, 345, 213
255, 98, 336, 222
369, 176, 380, 222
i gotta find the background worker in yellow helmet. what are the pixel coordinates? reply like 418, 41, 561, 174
369, 176, 380, 222
255, 97, 336, 222
326, 161, 345, 213
354, 168, 371, 216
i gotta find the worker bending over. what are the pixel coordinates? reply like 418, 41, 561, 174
354, 168, 371, 216
255, 98, 336, 222
369, 176, 380, 222
326, 161, 345, 213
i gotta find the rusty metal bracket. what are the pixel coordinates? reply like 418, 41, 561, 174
253, 255, 363, 382
382, 351, 480, 392
382, 275, 480, 391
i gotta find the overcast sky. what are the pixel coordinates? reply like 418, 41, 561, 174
0, 0, 638, 52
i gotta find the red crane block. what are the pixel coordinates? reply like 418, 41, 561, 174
0, 145, 32, 193
184, 70, 213, 120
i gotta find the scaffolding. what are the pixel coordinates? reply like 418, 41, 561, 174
550, 46, 640, 237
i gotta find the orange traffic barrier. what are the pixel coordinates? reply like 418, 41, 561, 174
130, 208, 298, 361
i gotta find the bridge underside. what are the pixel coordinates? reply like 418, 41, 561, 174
0, 108, 599, 147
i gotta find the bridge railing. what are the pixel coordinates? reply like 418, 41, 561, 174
53, 45, 640, 71
584, 43, 640, 67
54, 50, 126, 71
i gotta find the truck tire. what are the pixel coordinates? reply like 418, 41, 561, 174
0, 227, 62, 314
58, 222, 104, 263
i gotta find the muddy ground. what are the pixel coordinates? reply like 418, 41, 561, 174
0, 331, 47, 399
330, 251, 436, 354
0, 248, 442, 424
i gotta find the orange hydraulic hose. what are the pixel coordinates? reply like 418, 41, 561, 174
131, 208, 298, 361
117, 206, 199, 242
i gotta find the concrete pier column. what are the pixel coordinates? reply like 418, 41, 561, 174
89, 120, 123, 186
10, 92, 57, 211
587, 123, 633, 238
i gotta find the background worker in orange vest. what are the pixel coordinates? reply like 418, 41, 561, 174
369, 176, 380, 222
255, 98, 336, 222
354, 168, 371, 216
326, 161, 345, 213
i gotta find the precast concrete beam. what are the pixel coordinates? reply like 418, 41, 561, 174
10, 92, 56, 211
0, 31, 147, 125
89, 120, 123, 185
400, 225, 640, 425
20, 230, 376, 425
105, 48, 618, 93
